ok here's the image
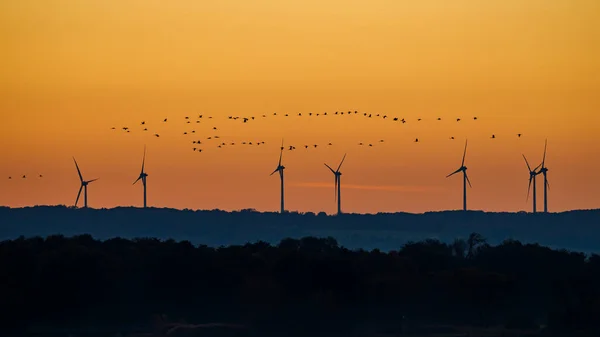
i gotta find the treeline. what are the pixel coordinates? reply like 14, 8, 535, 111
1, 234, 600, 335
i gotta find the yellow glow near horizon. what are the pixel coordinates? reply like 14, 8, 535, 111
1, 0, 599, 213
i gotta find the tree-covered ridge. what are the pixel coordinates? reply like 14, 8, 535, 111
1, 234, 599, 336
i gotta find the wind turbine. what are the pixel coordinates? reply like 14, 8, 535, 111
324, 153, 347, 216
270, 140, 285, 214
73, 157, 98, 208
538, 139, 550, 213
446, 140, 471, 211
523, 154, 542, 213
133, 146, 149, 208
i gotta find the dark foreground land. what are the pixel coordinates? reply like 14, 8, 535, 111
1, 233, 600, 336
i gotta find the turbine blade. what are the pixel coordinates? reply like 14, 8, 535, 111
270, 168, 279, 176
278, 139, 284, 166
75, 185, 83, 207
133, 176, 142, 185
522, 154, 532, 172
73, 157, 83, 182
87, 178, 99, 183
461, 139, 467, 167
541, 139, 547, 168
334, 175, 338, 202
526, 176, 532, 202
465, 172, 472, 188
546, 177, 550, 191
446, 168, 461, 178
141, 145, 146, 173
324, 163, 336, 174
336, 153, 347, 172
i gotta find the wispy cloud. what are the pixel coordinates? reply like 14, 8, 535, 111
290, 181, 439, 193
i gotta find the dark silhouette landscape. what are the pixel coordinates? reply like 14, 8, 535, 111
2, 207, 600, 336
2, 206, 600, 253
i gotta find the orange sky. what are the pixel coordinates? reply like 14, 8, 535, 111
1, 0, 599, 214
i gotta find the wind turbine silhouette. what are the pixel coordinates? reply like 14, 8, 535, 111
446, 140, 471, 211
523, 154, 542, 213
270, 140, 285, 214
73, 157, 98, 208
324, 153, 347, 216
133, 146, 149, 208
539, 139, 550, 213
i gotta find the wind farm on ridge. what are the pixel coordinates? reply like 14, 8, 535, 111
3, 111, 561, 213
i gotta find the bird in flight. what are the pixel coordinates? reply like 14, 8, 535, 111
154, 134, 160, 137
39, 174, 43, 178
517, 133, 522, 138
163, 118, 167, 122
473, 117, 478, 120
8, 176, 11, 179
141, 121, 145, 125
450, 136, 455, 140
415, 138, 419, 142
22, 175, 26, 179
491, 134, 496, 139
456, 118, 461, 122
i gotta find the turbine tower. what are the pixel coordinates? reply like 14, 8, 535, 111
324, 153, 347, 216
73, 157, 98, 208
133, 146, 149, 208
270, 140, 285, 214
446, 140, 471, 211
523, 154, 541, 213
539, 139, 550, 213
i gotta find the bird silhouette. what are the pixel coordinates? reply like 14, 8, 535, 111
163, 118, 167, 122
474, 117, 478, 120
143, 128, 148, 131
141, 121, 145, 125
39, 174, 43, 178
456, 118, 461, 122
437, 118, 442, 120
450, 136, 455, 140
417, 118, 422, 121
111, 127, 116, 130
213, 127, 217, 130
313, 144, 318, 148
491, 134, 496, 139
415, 138, 419, 142
8, 176, 12, 179
22, 175, 26, 179
185, 116, 189, 119
154, 134, 160, 137
517, 133, 522, 138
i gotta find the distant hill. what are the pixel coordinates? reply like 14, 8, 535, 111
1, 206, 599, 253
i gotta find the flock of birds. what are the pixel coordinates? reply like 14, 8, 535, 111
108, 111, 524, 152
7, 110, 528, 180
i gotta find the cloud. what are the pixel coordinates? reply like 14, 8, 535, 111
290, 181, 439, 193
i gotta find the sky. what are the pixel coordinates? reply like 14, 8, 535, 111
1, 0, 599, 214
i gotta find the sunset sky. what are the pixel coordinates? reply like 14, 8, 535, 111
1, 0, 599, 214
